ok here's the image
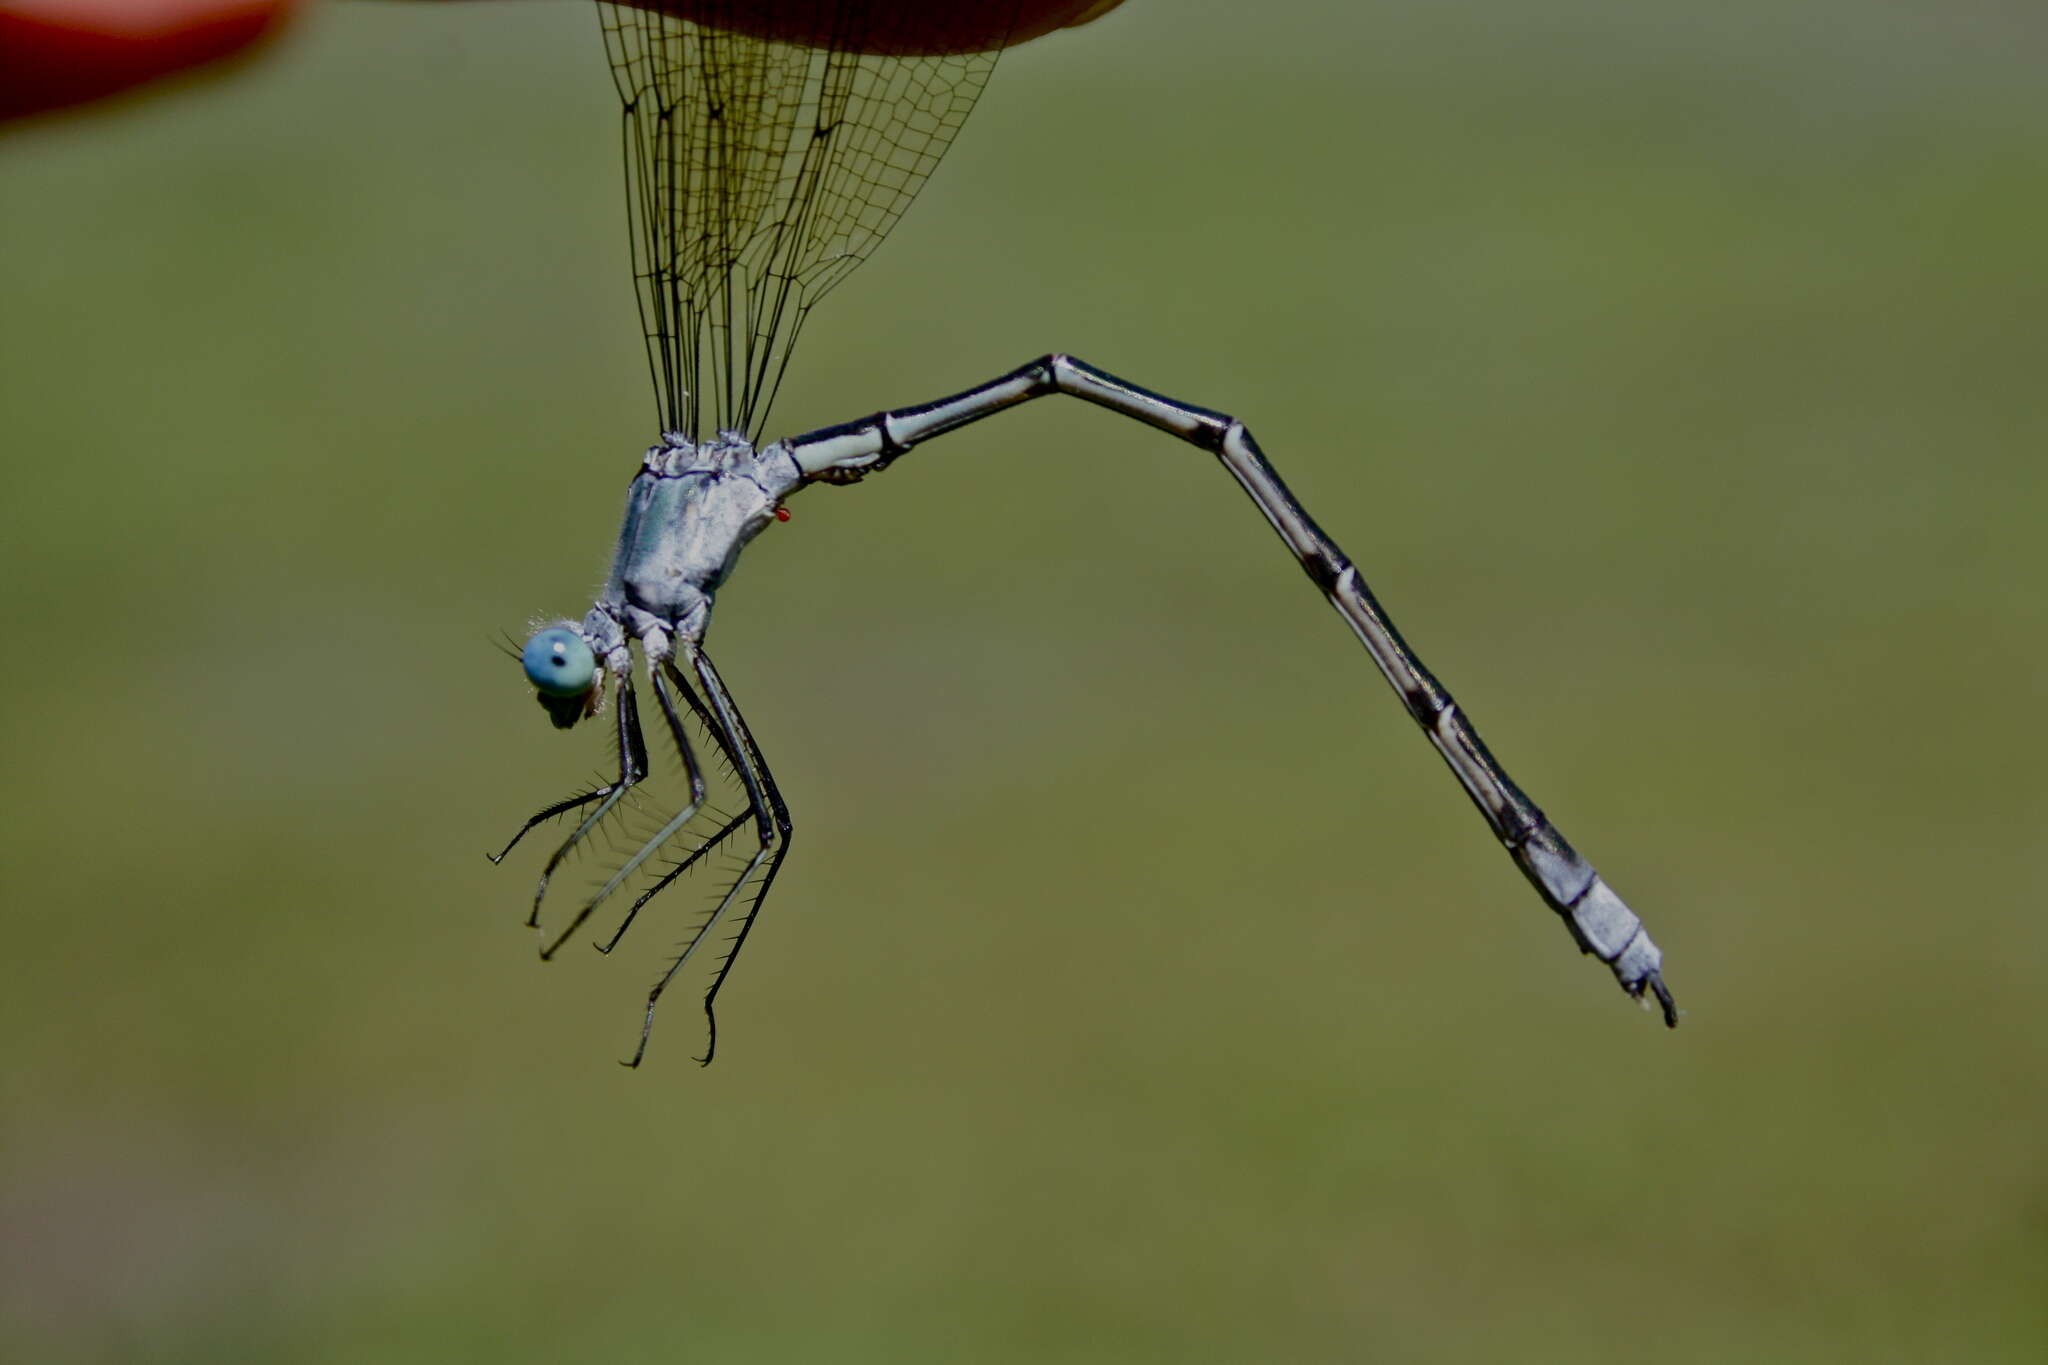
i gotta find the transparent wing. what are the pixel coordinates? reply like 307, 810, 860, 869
600, 1, 1003, 440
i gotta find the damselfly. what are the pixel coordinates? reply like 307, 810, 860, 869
495, 0, 1678, 1065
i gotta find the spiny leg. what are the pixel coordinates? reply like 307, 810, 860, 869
489, 788, 608, 866
518, 669, 649, 940
590, 668, 755, 957
586, 663, 719, 956
625, 644, 794, 1069
598, 655, 773, 937
683, 648, 796, 1060
611, 808, 755, 935
488, 670, 629, 867
541, 660, 713, 959
786, 353, 1676, 1025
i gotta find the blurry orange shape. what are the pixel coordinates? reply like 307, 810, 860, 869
578, 0, 1126, 56
0, 0, 294, 121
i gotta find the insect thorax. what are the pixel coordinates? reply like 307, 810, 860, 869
597, 432, 803, 652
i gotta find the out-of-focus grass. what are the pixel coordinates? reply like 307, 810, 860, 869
2, 2, 2044, 1361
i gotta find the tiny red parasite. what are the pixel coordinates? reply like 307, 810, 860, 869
774, 506, 792, 522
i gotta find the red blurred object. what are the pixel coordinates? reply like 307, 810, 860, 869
633, 0, 1126, 55
0, 2, 1125, 124
0, 0, 292, 120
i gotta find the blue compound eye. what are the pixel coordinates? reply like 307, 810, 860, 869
522, 627, 597, 697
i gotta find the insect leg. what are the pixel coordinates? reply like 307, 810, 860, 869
623, 645, 794, 1068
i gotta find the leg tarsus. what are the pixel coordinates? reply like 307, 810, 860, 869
617, 645, 792, 1068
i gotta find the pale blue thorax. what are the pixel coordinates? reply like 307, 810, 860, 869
578, 431, 804, 675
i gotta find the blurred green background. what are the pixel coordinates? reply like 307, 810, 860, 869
3, 1, 2045, 1360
